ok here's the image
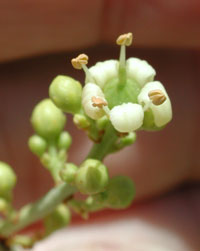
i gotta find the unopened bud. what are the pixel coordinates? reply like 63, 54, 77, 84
44, 204, 71, 235
31, 99, 66, 139
0, 162, 17, 197
57, 132, 72, 150
49, 75, 82, 114
28, 135, 47, 156
60, 163, 78, 184
73, 114, 90, 129
75, 159, 109, 195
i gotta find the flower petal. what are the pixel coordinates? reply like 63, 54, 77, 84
86, 60, 119, 88
110, 103, 144, 133
138, 81, 172, 127
82, 83, 106, 120
126, 58, 156, 87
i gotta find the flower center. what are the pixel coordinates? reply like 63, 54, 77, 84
103, 77, 141, 109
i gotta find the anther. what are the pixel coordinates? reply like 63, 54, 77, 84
148, 89, 166, 105
116, 33, 133, 46
91, 96, 108, 108
71, 54, 88, 70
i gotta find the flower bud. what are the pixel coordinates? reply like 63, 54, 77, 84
49, 75, 82, 114
57, 131, 72, 150
96, 116, 109, 130
40, 153, 50, 168
31, 99, 66, 140
105, 176, 135, 209
28, 135, 47, 156
0, 198, 8, 212
75, 159, 109, 195
73, 114, 90, 129
44, 204, 71, 235
0, 162, 17, 197
60, 163, 78, 184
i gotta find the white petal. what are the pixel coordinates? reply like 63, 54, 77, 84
82, 83, 106, 120
86, 60, 119, 88
110, 103, 144, 133
126, 58, 156, 87
138, 81, 172, 127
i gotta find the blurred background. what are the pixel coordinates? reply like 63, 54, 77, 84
0, 0, 199, 214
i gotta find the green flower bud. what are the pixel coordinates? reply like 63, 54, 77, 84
105, 176, 135, 209
0, 198, 8, 212
75, 159, 109, 195
44, 204, 71, 235
58, 149, 67, 162
60, 163, 78, 184
73, 114, 90, 129
40, 153, 50, 168
0, 162, 17, 197
28, 135, 47, 156
49, 75, 82, 114
117, 132, 137, 149
96, 116, 109, 130
31, 99, 66, 139
57, 131, 72, 150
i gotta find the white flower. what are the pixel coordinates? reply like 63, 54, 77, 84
72, 33, 172, 133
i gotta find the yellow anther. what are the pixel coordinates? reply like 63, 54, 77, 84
71, 54, 89, 69
91, 96, 108, 108
148, 89, 166, 105
116, 32, 133, 46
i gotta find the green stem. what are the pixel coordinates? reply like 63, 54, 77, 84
0, 183, 76, 237
87, 123, 118, 160
0, 123, 117, 240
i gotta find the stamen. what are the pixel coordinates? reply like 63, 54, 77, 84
116, 33, 133, 46
91, 96, 108, 108
148, 89, 166, 106
71, 54, 94, 82
116, 33, 133, 86
116, 32, 133, 68
91, 96, 110, 117
71, 54, 88, 69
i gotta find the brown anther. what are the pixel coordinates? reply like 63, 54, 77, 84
91, 96, 108, 108
71, 54, 88, 69
116, 32, 133, 46
148, 89, 167, 105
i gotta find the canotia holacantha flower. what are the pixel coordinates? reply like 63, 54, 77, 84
71, 32, 172, 133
